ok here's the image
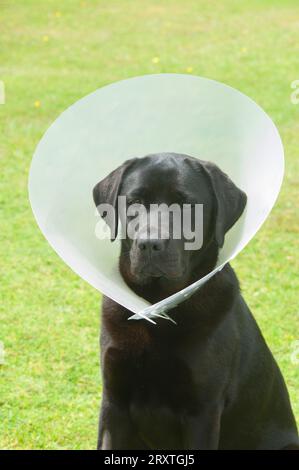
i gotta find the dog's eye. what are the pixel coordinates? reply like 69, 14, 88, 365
184, 201, 197, 206
127, 198, 143, 206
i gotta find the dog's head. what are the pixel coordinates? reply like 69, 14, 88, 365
93, 153, 246, 297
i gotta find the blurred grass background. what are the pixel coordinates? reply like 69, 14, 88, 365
0, 0, 298, 449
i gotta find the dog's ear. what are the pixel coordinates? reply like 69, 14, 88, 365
200, 161, 247, 248
93, 158, 137, 241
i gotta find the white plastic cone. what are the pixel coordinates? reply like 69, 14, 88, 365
29, 74, 284, 322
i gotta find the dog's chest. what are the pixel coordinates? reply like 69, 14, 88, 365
105, 326, 201, 405
104, 325, 202, 448
128, 349, 199, 449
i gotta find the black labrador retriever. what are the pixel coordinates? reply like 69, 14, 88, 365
93, 152, 298, 450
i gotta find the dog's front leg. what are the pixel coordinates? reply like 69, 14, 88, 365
182, 404, 222, 450
97, 399, 132, 450
97, 395, 147, 450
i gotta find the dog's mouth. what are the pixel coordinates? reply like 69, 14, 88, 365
130, 262, 187, 283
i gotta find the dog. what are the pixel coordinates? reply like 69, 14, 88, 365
93, 152, 298, 450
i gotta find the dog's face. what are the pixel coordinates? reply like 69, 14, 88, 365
93, 153, 247, 297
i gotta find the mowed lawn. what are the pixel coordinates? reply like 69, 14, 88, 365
0, 0, 298, 450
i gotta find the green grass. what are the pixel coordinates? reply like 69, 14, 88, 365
0, 0, 298, 450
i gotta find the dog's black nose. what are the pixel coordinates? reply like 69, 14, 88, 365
137, 238, 165, 253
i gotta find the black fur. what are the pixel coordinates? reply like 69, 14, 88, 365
93, 153, 298, 450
